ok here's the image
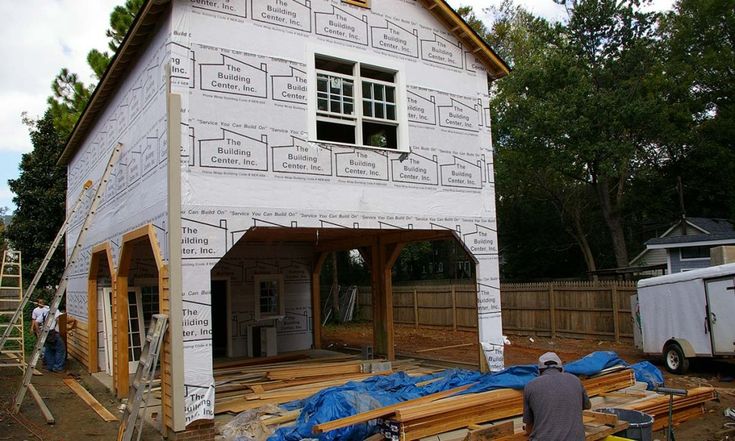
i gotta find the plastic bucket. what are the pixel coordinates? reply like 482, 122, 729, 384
596, 408, 653, 441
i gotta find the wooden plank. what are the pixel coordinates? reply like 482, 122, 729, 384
463, 421, 514, 440
63, 378, 118, 422
415, 343, 474, 353
28, 384, 55, 425
312, 384, 472, 434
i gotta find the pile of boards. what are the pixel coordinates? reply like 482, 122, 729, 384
213, 352, 438, 415
212, 354, 718, 441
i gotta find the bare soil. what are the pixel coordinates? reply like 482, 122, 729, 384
323, 322, 735, 441
0, 358, 159, 440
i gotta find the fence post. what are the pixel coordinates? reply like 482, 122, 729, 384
611, 285, 620, 343
451, 285, 457, 331
549, 285, 557, 338
413, 289, 418, 329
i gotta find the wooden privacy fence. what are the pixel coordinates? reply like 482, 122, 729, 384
350, 281, 637, 341
355, 284, 478, 330
501, 281, 637, 342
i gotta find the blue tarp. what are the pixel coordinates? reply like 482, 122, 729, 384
266, 351, 663, 441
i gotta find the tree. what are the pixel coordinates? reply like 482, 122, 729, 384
5, 112, 67, 295
658, 0, 735, 220
87, 0, 146, 79
47, 68, 92, 141
491, 0, 671, 269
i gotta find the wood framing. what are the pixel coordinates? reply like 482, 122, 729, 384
87, 242, 115, 374
311, 252, 329, 350
114, 224, 173, 429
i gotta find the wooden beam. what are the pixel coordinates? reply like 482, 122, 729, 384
315, 235, 377, 253
28, 384, 55, 424
312, 252, 328, 350
463, 421, 514, 441
312, 384, 472, 434
63, 378, 118, 422
415, 342, 473, 353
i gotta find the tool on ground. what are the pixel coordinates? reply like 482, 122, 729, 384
117, 314, 168, 441
11, 144, 122, 414
654, 386, 688, 441
0, 250, 24, 368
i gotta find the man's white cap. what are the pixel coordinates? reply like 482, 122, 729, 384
538, 352, 563, 370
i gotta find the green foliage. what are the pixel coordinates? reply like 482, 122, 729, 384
47, 68, 92, 141
6, 112, 67, 296
106, 0, 145, 52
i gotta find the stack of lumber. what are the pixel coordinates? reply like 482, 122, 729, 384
309, 369, 634, 441
462, 411, 630, 441
620, 386, 717, 431
213, 354, 438, 415
382, 369, 635, 441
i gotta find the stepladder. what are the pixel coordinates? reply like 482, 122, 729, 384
0, 249, 24, 369
118, 314, 168, 441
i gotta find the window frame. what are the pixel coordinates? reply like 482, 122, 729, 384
307, 46, 409, 153
679, 246, 711, 261
253, 274, 286, 321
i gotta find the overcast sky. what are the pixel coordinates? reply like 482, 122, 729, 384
0, 0, 675, 213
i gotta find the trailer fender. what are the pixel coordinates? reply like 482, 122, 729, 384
664, 338, 696, 358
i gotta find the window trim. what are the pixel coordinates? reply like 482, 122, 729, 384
307, 45, 410, 153
253, 274, 286, 321
679, 246, 711, 261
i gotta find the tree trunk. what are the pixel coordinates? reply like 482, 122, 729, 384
594, 176, 629, 268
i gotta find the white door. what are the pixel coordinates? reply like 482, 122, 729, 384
705, 277, 735, 355
101, 288, 114, 375
127, 288, 145, 372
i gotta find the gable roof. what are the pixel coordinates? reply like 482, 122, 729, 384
58, 0, 509, 165
631, 217, 735, 263
644, 218, 735, 249
687, 217, 734, 234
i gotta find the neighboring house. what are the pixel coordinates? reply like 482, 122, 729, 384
630, 217, 735, 274
57, 0, 508, 437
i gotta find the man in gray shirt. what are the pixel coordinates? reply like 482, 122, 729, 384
523, 352, 591, 441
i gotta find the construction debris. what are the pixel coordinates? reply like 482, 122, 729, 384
209, 351, 718, 441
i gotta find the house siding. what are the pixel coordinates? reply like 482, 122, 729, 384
670, 248, 712, 273
170, 0, 503, 424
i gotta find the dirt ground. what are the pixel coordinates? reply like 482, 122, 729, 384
323, 322, 735, 441
0, 358, 159, 441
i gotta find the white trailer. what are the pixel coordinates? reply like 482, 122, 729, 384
633, 263, 735, 373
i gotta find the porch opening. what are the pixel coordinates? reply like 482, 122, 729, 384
208, 227, 476, 365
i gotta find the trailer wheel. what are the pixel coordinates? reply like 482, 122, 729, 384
663, 343, 689, 374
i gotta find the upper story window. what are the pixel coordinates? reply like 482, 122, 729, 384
309, 51, 409, 152
680, 246, 710, 260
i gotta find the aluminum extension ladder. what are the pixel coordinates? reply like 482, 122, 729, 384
0, 249, 24, 369
117, 314, 168, 441
9, 144, 123, 415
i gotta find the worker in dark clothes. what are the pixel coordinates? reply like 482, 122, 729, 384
523, 352, 591, 441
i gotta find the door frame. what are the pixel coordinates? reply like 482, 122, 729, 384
211, 276, 232, 358
115, 224, 166, 398
87, 242, 116, 374
101, 287, 114, 374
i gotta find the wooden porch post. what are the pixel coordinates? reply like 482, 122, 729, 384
372, 238, 404, 361
312, 252, 328, 350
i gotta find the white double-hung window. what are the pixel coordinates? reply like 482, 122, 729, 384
309, 50, 408, 151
